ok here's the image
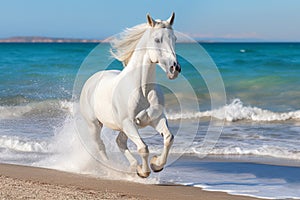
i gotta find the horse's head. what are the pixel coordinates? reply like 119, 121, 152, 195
146, 12, 181, 80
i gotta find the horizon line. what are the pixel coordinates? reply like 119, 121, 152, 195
0, 36, 299, 43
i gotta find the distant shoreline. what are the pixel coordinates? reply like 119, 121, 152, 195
0, 36, 299, 43
0, 36, 102, 43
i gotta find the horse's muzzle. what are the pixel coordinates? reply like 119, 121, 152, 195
168, 62, 181, 79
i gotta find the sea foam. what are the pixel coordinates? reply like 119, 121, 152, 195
0, 135, 48, 153
166, 99, 300, 122
191, 145, 300, 161
0, 100, 73, 119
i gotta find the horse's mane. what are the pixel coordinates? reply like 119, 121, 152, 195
110, 23, 149, 67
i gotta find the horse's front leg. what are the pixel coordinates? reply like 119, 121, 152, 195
135, 104, 163, 126
150, 116, 174, 172
122, 119, 151, 178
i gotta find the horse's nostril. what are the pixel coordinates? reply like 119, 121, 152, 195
175, 65, 181, 73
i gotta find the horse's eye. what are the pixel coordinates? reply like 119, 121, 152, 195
155, 38, 160, 43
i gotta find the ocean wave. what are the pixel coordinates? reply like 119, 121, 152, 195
0, 100, 73, 119
0, 135, 48, 153
2, 98, 299, 123
0, 95, 30, 106
166, 99, 300, 122
191, 145, 300, 161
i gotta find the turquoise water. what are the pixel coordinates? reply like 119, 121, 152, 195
0, 43, 93, 101
0, 43, 300, 198
205, 43, 300, 111
1, 43, 300, 110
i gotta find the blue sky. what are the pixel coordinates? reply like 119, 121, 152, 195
1, 0, 300, 41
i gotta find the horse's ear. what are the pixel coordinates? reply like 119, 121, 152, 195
147, 13, 155, 27
167, 12, 175, 26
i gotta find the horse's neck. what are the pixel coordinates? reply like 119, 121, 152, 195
125, 50, 156, 96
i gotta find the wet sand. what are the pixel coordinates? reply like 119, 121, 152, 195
0, 163, 259, 200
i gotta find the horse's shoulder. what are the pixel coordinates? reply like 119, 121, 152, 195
91, 70, 121, 80
94, 70, 120, 76
105, 70, 121, 75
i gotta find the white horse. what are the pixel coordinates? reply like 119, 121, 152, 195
80, 13, 181, 178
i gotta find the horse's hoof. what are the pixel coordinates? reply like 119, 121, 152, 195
150, 155, 164, 173
136, 165, 150, 178
135, 118, 141, 125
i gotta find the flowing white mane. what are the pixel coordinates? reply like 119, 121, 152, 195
110, 23, 149, 66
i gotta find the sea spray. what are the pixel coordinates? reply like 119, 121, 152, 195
0, 136, 47, 153
35, 114, 158, 184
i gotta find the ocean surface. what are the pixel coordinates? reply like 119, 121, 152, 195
1, 42, 300, 199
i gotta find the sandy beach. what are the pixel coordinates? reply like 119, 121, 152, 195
0, 163, 260, 200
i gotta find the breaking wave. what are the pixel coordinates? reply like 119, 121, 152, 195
2, 98, 299, 123
0, 135, 48, 153
191, 145, 300, 161
166, 99, 300, 122
0, 100, 73, 119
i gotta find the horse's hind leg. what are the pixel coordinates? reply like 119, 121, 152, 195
116, 131, 138, 170
87, 120, 108, 161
